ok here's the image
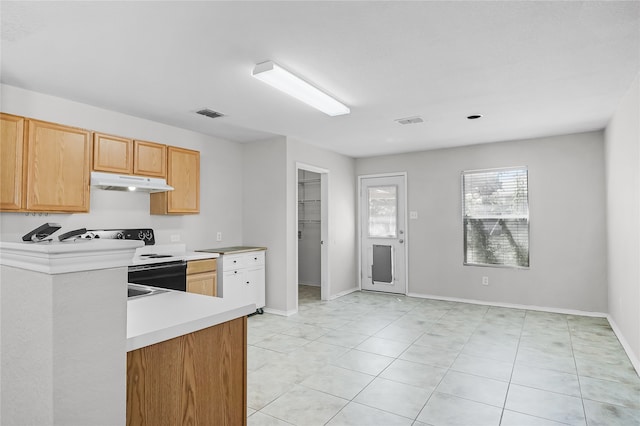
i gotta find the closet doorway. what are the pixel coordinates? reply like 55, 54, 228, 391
296, 163, 329, 304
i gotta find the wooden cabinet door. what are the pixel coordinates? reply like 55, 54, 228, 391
167, 146, 199, 213
93, 132, 133, 174
25, 120, 91, 212
187, 259, 217, 297
187, 272, 217, 297
0, 113, 25, 210
134, 140, 166, 178
150, 146, 199, 214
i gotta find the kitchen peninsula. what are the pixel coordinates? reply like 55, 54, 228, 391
0, 240, 253, 426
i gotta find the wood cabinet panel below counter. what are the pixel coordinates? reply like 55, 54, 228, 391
186, 258, 217, 297
126, 317, 247, 426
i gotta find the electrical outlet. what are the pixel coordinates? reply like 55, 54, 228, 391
410, 211, 418, 220
216, 232, 222, 242
170, 234, 180, 242
482, 276, 489, 286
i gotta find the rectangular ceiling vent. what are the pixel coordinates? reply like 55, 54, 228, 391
196, 108, 224, 119
395, 116, 424, 125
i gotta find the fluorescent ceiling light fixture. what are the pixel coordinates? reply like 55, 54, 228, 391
252, 61, 350, 116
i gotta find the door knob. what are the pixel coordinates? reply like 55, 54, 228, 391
399, 239, 404, 243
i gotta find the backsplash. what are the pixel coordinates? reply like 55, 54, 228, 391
1, 190, 190, 247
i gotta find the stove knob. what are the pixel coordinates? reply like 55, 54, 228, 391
116, 232, 124, 239
138, 231, 144, 240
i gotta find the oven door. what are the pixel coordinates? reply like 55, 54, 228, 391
128, 260, 187, 291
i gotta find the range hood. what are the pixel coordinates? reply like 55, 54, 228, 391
90, 172, 174, 193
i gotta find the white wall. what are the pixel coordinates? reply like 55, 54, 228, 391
288, 138, 358, 304
242, 137, 357, 314
242, 137, 289, 312
356, 131, 608, 313
0, 85, 244, 250
605, 73, 640, 369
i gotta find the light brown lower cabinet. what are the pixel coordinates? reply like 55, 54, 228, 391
127, 317, 247, 426
187, 259, 217, 297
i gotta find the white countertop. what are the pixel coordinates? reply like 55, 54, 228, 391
127, 289, 255, 351
0, 239, 143, 273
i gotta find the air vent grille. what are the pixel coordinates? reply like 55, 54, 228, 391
196, 108, 224, 119
395, 116, 424, 125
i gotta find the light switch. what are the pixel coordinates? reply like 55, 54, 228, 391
410, 211, 418, 220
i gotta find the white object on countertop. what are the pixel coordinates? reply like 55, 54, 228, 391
131, 243, 218, 265
0, 239, 143, 274
127, 289, 254, 351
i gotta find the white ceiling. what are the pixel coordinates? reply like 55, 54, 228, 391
1, 1, 639, 158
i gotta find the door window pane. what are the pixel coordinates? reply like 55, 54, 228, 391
368, 185, 397, 238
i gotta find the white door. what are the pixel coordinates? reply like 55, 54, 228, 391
360, 174, 407, 294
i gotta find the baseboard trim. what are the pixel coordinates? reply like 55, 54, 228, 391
262, 307, 298, 317
299, 282, 320, 287
329, 287, 359, 300
406, 292, 607, 318
607, 315, 640, 375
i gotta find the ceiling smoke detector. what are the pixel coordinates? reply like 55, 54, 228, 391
196, 108, 224, 119
395, 116, 424, 125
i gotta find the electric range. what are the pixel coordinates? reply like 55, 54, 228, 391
80, 228, 187, 291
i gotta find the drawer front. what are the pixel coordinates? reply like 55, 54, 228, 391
245, 251, 265, 267
187, 258, 217, 275
223, 254, 245, 271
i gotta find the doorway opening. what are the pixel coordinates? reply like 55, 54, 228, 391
358, 173, 408, 295
296, 163, 329, 305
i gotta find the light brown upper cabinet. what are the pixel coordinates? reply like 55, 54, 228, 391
93, 135, 166, 178
133, 140, 166, 178
93, 132, 133, 174
0, 113, 25, 211
25, 120, 92, 212
150, 146, 200, 215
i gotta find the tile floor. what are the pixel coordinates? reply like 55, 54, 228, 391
247, 286, 640, 426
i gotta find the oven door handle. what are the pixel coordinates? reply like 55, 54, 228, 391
129, 261, 186, 273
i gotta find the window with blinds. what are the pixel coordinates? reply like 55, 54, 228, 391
462, 167, 529, 268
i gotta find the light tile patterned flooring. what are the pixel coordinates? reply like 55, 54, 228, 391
247, 285, 640, 426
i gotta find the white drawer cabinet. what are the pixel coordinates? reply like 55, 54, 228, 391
218, 249, 265, 314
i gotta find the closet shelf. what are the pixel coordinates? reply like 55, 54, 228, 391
298, 220, 321, 224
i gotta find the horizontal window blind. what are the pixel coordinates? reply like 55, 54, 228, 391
462, 167, 529, 268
